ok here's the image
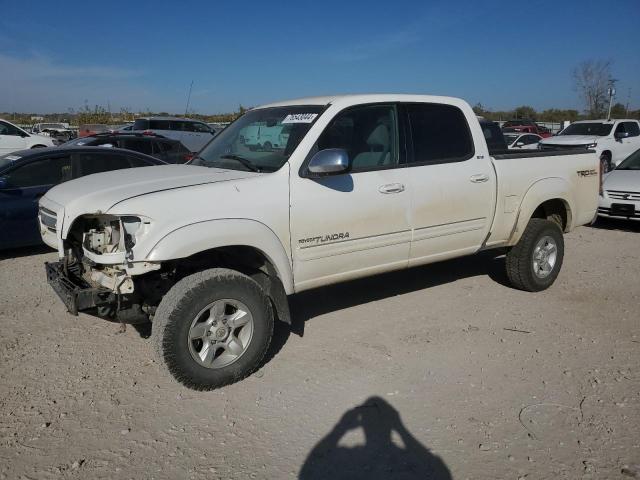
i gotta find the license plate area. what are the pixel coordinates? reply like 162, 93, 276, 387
610, 203, 636, 216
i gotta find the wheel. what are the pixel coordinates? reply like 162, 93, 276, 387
505, 218, 564, 292
263, 141, 272, 151
151, 268, 274, 390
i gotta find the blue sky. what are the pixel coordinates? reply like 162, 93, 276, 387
1, 0, 639, 114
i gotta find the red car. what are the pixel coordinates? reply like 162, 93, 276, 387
502, 120, 552, 138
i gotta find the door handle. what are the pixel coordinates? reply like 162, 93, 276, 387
378, 183, 405, 194
469, 174, 489, 183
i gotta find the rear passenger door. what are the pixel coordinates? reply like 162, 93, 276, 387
402, 103, 496, 266
0, 155, 72, 248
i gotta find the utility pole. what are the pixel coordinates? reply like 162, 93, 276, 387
606, 78, 618, 120
625, 88, 631, 116
184, 80, 194, 117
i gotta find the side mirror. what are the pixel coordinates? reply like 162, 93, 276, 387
615, 131, 630, 139
307, 149, 349, 176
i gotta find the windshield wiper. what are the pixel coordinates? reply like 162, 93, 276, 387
219, 154, 261, 172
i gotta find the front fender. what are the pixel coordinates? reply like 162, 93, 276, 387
146, 219, 294, 294
509, 177, 574, 245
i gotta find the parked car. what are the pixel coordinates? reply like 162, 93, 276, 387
239, 123, 291, 151
502, 120, 552, 138
503, 132, 542, 150
132, 117, 216, 152
0, 147, 165, 250
63, 133, 193, 163
597, 147, 640, 221
0, 119, 56, 154
31, 122, 76, 144
40, 94, 599, 390
539, 119, 640, 171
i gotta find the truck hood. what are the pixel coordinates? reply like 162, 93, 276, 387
604, 169, 640, 193
43, 164, 259, 216
540, 135, 599, 145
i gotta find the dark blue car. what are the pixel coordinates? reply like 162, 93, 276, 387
0, 147, 165, 250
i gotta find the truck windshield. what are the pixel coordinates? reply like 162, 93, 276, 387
560, 123, 613, 136
190, 106, 323, 172
616, 148, 640, 170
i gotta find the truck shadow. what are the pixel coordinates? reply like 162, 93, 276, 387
265, 251, 510, 362
299, 396, 451, 480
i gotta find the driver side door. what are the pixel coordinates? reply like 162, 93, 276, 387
289, 104, 411, 291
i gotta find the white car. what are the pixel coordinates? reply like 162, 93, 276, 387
598, 148, 640, 221
539, 119, 640, 169
40, 94, 599, 390
131, 117, 215, 152
0, 119, 56, 154
504, 132, 542, 150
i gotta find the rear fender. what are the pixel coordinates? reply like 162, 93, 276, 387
508, 177, 574, 245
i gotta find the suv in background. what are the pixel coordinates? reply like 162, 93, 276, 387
64, 133, 193, 163
539, 119, 640, 170
132, 117, 216, 152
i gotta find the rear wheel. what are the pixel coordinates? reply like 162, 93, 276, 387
506, 219, 564, 292
151, 268, 274, 390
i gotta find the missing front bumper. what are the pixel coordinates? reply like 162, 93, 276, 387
45, 261, 116, 315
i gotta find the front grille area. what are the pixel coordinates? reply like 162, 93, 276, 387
39, 207, 57, 230
606, 190, 640, 201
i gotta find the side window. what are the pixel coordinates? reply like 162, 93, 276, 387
619, 122, 640, 137
6, 157, 72, 188
0, 121, 24, 136
127, 155, 154, 167
316, 105, 398, 171
122, 139, 153, 155
72, 152, 132, 177
406, 103, 474, 165
191, 122, 212, 133
523, 135, 539, 145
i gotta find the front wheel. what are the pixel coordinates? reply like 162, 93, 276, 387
505, 218, 564, 292
151, 268, 274, 390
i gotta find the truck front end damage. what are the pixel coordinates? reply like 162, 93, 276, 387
46, 213, 165, 322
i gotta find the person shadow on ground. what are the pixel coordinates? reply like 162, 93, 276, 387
299, 396, 452, 480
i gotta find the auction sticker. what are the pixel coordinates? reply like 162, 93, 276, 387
282, 113, 318, 124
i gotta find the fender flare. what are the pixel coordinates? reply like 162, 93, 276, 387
145, 218, 294, 294
509, 177, 574, 245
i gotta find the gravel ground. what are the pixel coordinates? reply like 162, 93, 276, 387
1, 219, 639, 480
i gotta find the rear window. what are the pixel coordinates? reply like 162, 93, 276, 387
406, 103, 474, 164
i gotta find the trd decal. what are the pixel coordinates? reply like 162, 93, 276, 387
298, 232, 350, 247
576, 169, 598, 177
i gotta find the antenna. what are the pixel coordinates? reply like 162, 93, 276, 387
184, 80, 194, 117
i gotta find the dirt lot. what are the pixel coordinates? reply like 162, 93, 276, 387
1, 219, 639, 480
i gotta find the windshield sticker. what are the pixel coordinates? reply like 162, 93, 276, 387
281, 113, 318, 124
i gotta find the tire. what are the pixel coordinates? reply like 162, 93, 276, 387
151, 268, 274, 390
505, 218, 564, 292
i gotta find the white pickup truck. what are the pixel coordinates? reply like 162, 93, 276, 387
40, 94, 599, 390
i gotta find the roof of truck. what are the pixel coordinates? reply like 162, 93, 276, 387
256, 94, 466, 109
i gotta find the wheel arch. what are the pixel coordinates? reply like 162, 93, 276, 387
508, 177, 574, 246
146, 219, 294, 295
